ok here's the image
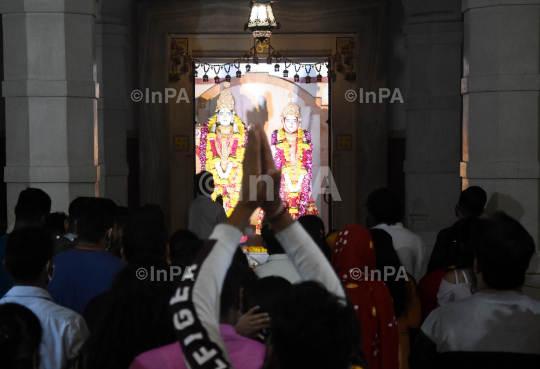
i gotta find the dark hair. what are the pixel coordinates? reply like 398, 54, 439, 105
298, 215, 332, 260
270, 282, 364, 369
114, 207, 131, 230
195, 171, 214, 196
366, 188, 404, 225
141, 204, 165, 223
76, 198, 116, 244
242, 276, 291, 342
458, 186, 487, 218
442, 217, 485, 270
261, 221, 285, 255
94, 198, 118, 225
369, 228, 407, 317
242, 276, 291, 315
473, 212, 535, 290
14, 188, 51, 223
169, 229, 203, 272
121, 210, 168, 261
0, 303, 42, 369
220, 249, 256, 320
326, 229, 340, 239
67, 197, 90, 233
86, 256, 176, 369
5, 227, 54, 283
44, 212, 67, 239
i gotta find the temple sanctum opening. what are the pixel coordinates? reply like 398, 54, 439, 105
193, 60, 330, 256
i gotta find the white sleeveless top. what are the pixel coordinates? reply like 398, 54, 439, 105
437, 269, 473, 306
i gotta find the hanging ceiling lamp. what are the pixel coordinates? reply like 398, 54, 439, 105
244, 1, 281, 42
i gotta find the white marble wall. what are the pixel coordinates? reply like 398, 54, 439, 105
0, 0, 99, 220
402, 0, 463, 259
461, 0, 540, 298
96, 0, 130, 205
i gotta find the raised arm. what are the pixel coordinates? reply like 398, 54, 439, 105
170, 124, 268, 369
274, 219, 345, 299
260, 127, 344, 299
169, 224, 241, 369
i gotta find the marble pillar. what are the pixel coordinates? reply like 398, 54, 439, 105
403, 1, 463, 254
96, 1, 129, 205
461, 1, 540, 291
0, 0, 99, 222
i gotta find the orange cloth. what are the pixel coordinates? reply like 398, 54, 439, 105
396, 276, 421, 369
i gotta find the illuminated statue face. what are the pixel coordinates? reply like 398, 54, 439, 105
284, 116, 299, 133
218, 109, 233, 126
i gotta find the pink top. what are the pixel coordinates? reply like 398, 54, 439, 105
129, 324, 265, 369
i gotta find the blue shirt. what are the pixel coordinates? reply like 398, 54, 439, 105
48, 249, 125, 314
0, 233, 11, 297
1, 286, 89, 369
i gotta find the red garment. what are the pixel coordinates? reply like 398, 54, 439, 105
331, 225, 399, 369
417, 269, 445, 323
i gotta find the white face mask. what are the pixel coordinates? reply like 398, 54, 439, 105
106, 228, 113, 251
284, 116, 298, 132
46, 261, 54, 282
218, 109, 233, 126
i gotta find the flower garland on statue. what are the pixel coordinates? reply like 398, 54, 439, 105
199, 114, 247, 217
272, 126, 314, 217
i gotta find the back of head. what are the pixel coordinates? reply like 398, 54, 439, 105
369, 228, 400, 270
220, 248, 256, 320
44, 212, 67, 239
141, 204, 165, 223
114, 206, 131, 230
242, 276, 291, 315
5, 227, 54, 284
195, 171, 214, 196
94, 198, 118, 224
67, 197, 90, 233
298, 215, 325, 236
76, 198, 116, 244
366, 188, 404, 225
15, 188, 51, 224
458, 186, 487, 218
261, 221, 285, 255
0, 303, 42, 369
443, 217, 486, 270
369, 228, 407, 317
474, 212, 535, 290
298, 215, 331, 260
169, 229, 202, 270
87, 255, 176, 369
122, 209, 168, 261
269, 281, 362, 369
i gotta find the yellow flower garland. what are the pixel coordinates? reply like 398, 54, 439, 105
277, 126, 306, 183
205, 114, 246, 217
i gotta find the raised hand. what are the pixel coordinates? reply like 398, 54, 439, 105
235, 306, 270, 341
226, 123, 268, 230
259, 123, 283, 216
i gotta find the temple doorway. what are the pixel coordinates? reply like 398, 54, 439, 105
194, 61, 330, 247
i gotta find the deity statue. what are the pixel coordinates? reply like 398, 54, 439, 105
257, 92, 319, 232
198, 82, 247, 217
